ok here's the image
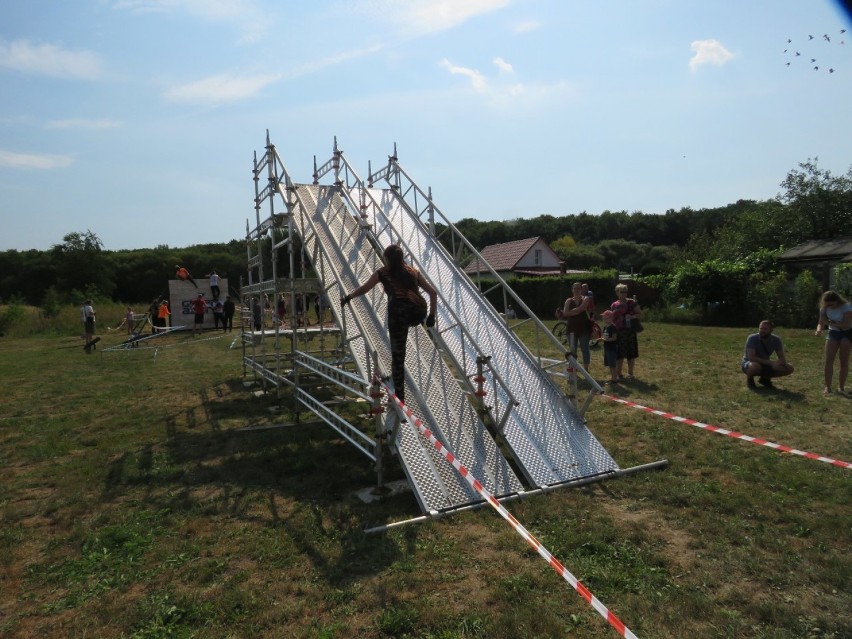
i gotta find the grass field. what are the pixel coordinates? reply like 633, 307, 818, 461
0, 319, 849, 639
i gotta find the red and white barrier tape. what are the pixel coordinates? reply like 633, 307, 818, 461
380, 380, 639, 639
602, 395, 851, 470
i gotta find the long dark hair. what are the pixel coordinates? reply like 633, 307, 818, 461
383, 245, 417, 289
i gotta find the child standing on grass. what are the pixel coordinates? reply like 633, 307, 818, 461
601, 310, 619, 385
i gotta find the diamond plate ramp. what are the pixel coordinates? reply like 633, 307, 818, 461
359, 186, 620, 488
291, 184, 524, 513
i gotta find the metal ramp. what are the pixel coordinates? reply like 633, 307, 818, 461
285, 182, 524, 514
353, 185, 620, 487
248, 134, 629, 518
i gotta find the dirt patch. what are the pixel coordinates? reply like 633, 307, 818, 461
598, 500, 699, 574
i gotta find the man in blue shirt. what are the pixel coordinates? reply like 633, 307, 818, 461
742, 320, 794, 389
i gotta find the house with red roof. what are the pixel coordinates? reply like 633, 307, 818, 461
463, 237, 566, 279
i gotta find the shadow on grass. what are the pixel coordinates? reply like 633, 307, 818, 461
748, 386, 807, 401
601, 378, 660, 396
101, 377, 419, 586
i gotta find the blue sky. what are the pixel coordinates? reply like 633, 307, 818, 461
1, 0, 850, 251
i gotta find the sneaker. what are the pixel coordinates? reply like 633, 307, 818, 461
747, 377, 756, 389
758, 377, 774, 388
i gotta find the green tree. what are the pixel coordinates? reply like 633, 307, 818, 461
779, 158, 852, 241
560, 245, 606, 270
51, 230, 113, 301
595, 239, 652, 274
549, 235, 576, 259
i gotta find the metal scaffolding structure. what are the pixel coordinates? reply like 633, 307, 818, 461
241, 132, 663, 517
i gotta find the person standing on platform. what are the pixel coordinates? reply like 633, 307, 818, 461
206, 270, 221, 300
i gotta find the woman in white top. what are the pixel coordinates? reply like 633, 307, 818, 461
815, 290, 852, 395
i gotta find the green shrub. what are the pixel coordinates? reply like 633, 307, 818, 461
0, 300, 25, 337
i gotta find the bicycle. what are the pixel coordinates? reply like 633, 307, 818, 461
553, 318, 603, 348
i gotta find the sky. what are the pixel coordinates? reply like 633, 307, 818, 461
1, 0, 851, 251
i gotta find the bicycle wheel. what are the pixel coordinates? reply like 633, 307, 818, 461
553, 321, 570, 345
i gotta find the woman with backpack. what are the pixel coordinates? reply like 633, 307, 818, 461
341, 244, 437, 404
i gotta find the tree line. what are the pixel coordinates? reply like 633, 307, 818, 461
0, 233, 248, 307
1, 159, 849, 328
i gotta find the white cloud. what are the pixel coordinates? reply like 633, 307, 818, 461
164, 72, 281, 104
513, 19, 541, 34
440, 58, 487, 92
0, 150, 74, 170
289, 43, 385, 78
44, 118, 122, 130
113, 0, 268, 43
111, 0, 168, 14
361, 0, 511, 36
493, 57, 513, 74
689, 39, 734, 70
0, 39, 104, 80
439, 57, 573, 109
163, 42, 383, 106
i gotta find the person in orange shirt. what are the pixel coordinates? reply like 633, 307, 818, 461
175, 265, 197, 288
157, 299, 171, 330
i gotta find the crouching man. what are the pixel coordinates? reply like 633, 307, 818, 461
742, 319, 794, 389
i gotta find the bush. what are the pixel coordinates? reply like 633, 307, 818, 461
747, 270, 821, 329
0, 300, 25, 337
835, 263, 852, 299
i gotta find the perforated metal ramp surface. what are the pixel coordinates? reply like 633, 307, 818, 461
290, 184, 523, 513
358, 187, 620, 487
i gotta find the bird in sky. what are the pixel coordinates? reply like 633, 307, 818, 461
782, 31, 845, 73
